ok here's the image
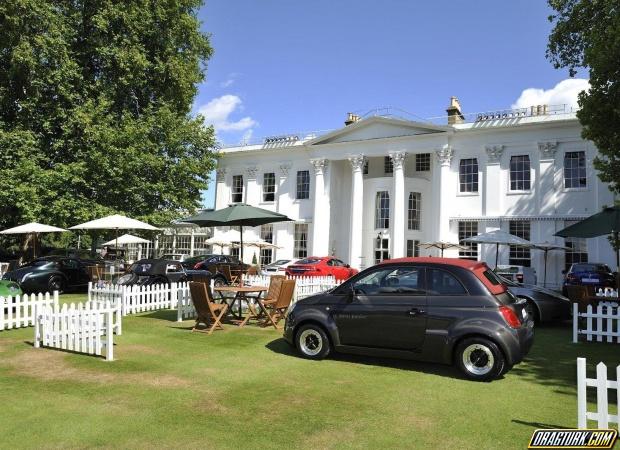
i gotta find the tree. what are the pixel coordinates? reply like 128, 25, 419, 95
0, 0, 216, 236
547, 0, 620, 193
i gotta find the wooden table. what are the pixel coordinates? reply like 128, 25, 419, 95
213, 285, 268, 324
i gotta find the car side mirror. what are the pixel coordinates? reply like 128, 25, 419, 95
347, 283, 355, 302
345, 264, 350, 268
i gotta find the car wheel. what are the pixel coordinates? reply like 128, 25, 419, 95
295, 324, 331, 360
456, 337, 505, 381
523, 300, 540, 323
48, 275, 65, 294
213, 276, 227, 287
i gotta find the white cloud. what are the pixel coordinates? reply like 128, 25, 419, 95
197, 94, 257, 133
220, 78, 235, 88
511, 78, 589, 110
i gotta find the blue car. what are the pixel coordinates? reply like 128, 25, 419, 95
562, 263, 616, 295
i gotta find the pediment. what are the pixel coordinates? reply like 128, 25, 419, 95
307, 116, 449, 145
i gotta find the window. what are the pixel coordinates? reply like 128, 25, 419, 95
564, 221, 588, 271
406, 240, 420, 257
375, 191, 390, 229
416, 153, 431, 171
509, 155, 531, 191
260, 224, 273, 266
384, 156, 393, 174
363, 160, 369, 175
296, 170, 310, 199
458, 222, 478, 260
232, 175, 244, 203
353, 266, 425, 295
230, 245, 240, 259
176, 235, 191, 254
427, 269, 467, 295
263, 172, 276, 202
408, 192, 421, 230
374, 237, 390, 264
459, 158, 479, 193
158, 235, 173, 254
294, 224, 308, 258
564, 151, 587, 189
193, 236, 208, 254
509, 221, 531, 266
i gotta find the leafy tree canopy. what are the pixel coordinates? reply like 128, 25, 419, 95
547, 0, 620, 193
0, 0, 216, 236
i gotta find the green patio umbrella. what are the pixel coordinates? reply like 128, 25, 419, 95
555, 206, 620, 290
180, 204, 291, 268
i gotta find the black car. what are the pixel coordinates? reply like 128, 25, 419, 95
500, 276, 571, 323
562, 263, 616, 295
115, 259, 214, 286
2, 256, 98, 294
283, 257, 534, 381
193, 254, 250, 284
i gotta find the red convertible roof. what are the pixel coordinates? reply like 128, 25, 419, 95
379, 257, 506, 295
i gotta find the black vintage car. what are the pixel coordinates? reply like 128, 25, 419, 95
115, 259, 214, 286
193, 254, 250, 284
2, 256, 98, 294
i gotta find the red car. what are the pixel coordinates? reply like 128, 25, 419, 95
285, 256, 359, 280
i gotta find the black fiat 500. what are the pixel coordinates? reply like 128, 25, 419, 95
284, 257, 534, 381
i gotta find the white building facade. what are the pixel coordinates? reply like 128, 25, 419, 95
215, 102, 615, 288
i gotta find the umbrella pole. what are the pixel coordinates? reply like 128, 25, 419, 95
495, 243, 499, 269
240, 225, 244, 285
441, 247, 444, 258
543, 249, 548, 288
615, 231, 619, 293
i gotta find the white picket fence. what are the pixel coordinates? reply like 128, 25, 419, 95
1, 292, 59, 331
243, 275, 343, 301
88, 282, 189, 316
573, 303, 620, 343
577, 358, 619, 429
34, 301, 116, 361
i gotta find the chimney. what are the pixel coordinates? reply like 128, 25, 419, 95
446, 96, 465, 125
345, 112, 361, 126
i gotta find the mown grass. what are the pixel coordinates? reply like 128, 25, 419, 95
0, 294, 618, 449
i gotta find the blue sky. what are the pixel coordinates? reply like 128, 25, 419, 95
195, 1, 588, 208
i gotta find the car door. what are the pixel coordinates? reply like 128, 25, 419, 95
165, 263, 185, 283
333, 265, 427, 351
424, 267, 474, 331
60, 258, 83, 288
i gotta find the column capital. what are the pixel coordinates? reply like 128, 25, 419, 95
388, 151, 408, 171
216, 167, 227, 182
279, 163, 291, 177
245, 166, 258, 179
485, 144, 505, 164
348, 155, 366, 172
538, 141, 558, 160
310, 158, 329, 176
435, 145, 454, 167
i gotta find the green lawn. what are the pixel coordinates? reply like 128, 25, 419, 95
0, 294, 618, 449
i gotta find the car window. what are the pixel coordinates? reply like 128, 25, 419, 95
297, 258, 321, 265
61, 259, 79, 270
332, 259, 345, 266
326, 259, 335, 266
427, 269, 467, 296
166, 263, 183, 273
353, 266, 425, 295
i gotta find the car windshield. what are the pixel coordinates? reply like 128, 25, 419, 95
270, 259, 290, 266
573, 263, 611, 273
497, 275, 519, 287
21, 260, 55, 268
296, 258, 321, 265
131, 263, 153, 274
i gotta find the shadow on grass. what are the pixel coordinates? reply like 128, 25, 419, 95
265, 338, 471, 381
511, 419, 571, 430
138, 309, 179, 321
23, 340, 111, 359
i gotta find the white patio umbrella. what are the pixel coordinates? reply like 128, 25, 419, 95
70, 214, 159, 260
529, 241, 570, 287
462, 229, 531, 268
0, 222, 67, 258
101, 234, 150, 246
419, 241, 468, 257
243, 240, 282, 269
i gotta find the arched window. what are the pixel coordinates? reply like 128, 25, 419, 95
408, 193, 421, 230
375, 191, 390, 229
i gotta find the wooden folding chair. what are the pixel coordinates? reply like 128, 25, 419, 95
220, 265, 238, 285
259, 279, 295, 329
88, 265, 104, 283
246, 266, 259, 276
188, 282, 228, 335
239, 275, 284, 327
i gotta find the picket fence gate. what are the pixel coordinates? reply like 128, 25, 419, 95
1, 291, 59, 331
573, 303, 620, 344
577, 358, 620, 429
34, 301, 116, 361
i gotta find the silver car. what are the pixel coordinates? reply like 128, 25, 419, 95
501, 277, 571, 323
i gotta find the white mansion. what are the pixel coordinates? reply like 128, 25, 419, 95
214, 99, 615, 288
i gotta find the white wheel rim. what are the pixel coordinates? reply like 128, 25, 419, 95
462, 344, 494, 376
299, 329, 323, 356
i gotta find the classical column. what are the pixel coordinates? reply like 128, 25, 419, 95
538, 141, 558, 284
435, 145, 454, 242
348, 155, 366, 269
389, 151, 407, 258
276, 164, 292, 260
215, 168, 227, 209
311, 158, 330, 256
484, 145, 504, 217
